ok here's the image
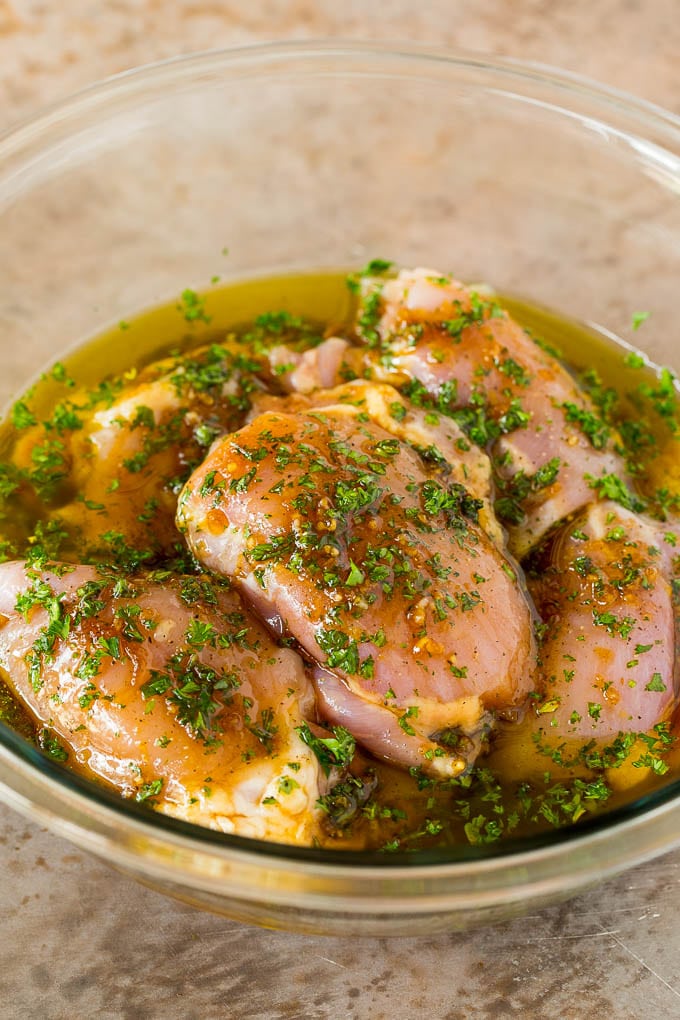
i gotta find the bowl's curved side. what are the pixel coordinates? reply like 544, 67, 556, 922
2, 731, 680, 935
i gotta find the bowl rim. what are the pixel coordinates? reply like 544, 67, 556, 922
1, 39, 679, 158
3, 717, 680, 877
1, 40, 679, 891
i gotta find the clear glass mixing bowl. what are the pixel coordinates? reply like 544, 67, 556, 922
0, 42, 679, 936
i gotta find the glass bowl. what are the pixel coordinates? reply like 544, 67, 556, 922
0, 42, 679, 937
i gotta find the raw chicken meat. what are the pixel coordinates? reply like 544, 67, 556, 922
177, 404, 536, 777
529, 502, 678, 741
12, 324, 349, 563
357, 267, 630, 556
248, 379, 503, 546
0, 560, 323, 844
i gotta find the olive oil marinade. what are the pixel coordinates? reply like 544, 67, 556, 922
0, 269, 678, 851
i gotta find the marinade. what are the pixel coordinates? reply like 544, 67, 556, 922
0, 266, 678, 851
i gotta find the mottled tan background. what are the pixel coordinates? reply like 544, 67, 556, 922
1, 0, 679, 133
1, 3, 679, 1019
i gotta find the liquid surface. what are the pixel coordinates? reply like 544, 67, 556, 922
0, 267, 678, 852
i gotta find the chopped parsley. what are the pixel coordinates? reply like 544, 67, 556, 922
631, 311, 650, 331
586, 473, 645, 513
295, 723, 356, 777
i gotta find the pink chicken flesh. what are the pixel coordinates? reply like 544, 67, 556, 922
0, 560, 322, 844
177, 405, 536, 777
247, 379, 504, 546
359, 268, 630, 556
529, 502, 679, 742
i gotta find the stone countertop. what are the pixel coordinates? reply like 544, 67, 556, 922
1, 3, 679, 1018
1, 0, 679, 130
2, 806, 680, 1019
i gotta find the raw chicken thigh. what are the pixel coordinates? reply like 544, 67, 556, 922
248, 379, 503, 545
529, 502, 678, 741
12, 319, 347, 562
0, 560, 322, 843
358, 267, 630, 556
177, 403, 536, 777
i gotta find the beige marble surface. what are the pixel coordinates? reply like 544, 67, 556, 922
3, 804, 680, 1020
0, 0, 679, 134
0, 3, 679, 1018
